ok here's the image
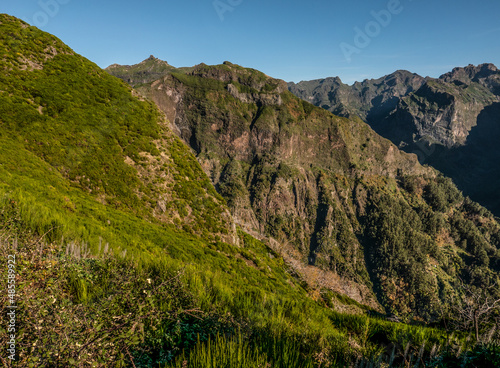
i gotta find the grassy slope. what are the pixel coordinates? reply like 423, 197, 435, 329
0, 14, 232, 242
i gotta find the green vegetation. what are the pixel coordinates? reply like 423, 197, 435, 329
3, 215, 499, 367
0, 14, 229, 240
1, 13, 500, 367
167, 333, 314, 368
363, 174, 500, 321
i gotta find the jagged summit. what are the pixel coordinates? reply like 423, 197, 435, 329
289, 69, 425, 121
355, 70, 422, 86
106, 55, 169, 69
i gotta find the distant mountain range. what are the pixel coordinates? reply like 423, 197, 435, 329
289, 64, 500, 216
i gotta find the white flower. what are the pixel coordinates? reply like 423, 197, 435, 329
147, 278, 151, 284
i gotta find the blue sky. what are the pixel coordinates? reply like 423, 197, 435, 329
3, 0, 500, 84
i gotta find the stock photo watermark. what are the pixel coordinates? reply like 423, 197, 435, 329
32, 0, 71, 28
340, 0, 412, 62
213, 0, 243, 22
6, 253, 17, 361
412, 140, 436, 164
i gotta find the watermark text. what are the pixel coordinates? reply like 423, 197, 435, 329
213, 0, 243, 22
33, 0, 71, 27
7, 254, 17, 361
340, 0, 409, 62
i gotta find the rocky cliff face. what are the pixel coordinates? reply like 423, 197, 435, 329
378, 79, 498, 148
107, 59, 500, 319
289, 64, 500, 216
440, 63, 500, 91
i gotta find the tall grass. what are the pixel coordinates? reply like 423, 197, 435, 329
167, 334, 269, 368
167, 332, 315, 368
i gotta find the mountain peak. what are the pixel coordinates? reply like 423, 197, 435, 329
141, 54, 167, 64
388, 69, 420, 79
105, 55, 175, 86
324, 76, 344, 84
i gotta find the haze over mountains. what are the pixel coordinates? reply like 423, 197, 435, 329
289, 64, 500, 216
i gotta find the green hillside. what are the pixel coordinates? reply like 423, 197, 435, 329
1, 13, 499, 368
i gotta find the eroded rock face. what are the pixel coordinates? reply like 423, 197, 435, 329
440, 63, 500, 88
289, 64, 500, 150
227, 83, 283, 106
379, 79, 498, 148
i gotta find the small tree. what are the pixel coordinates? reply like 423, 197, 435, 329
450, 282, 500, 343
